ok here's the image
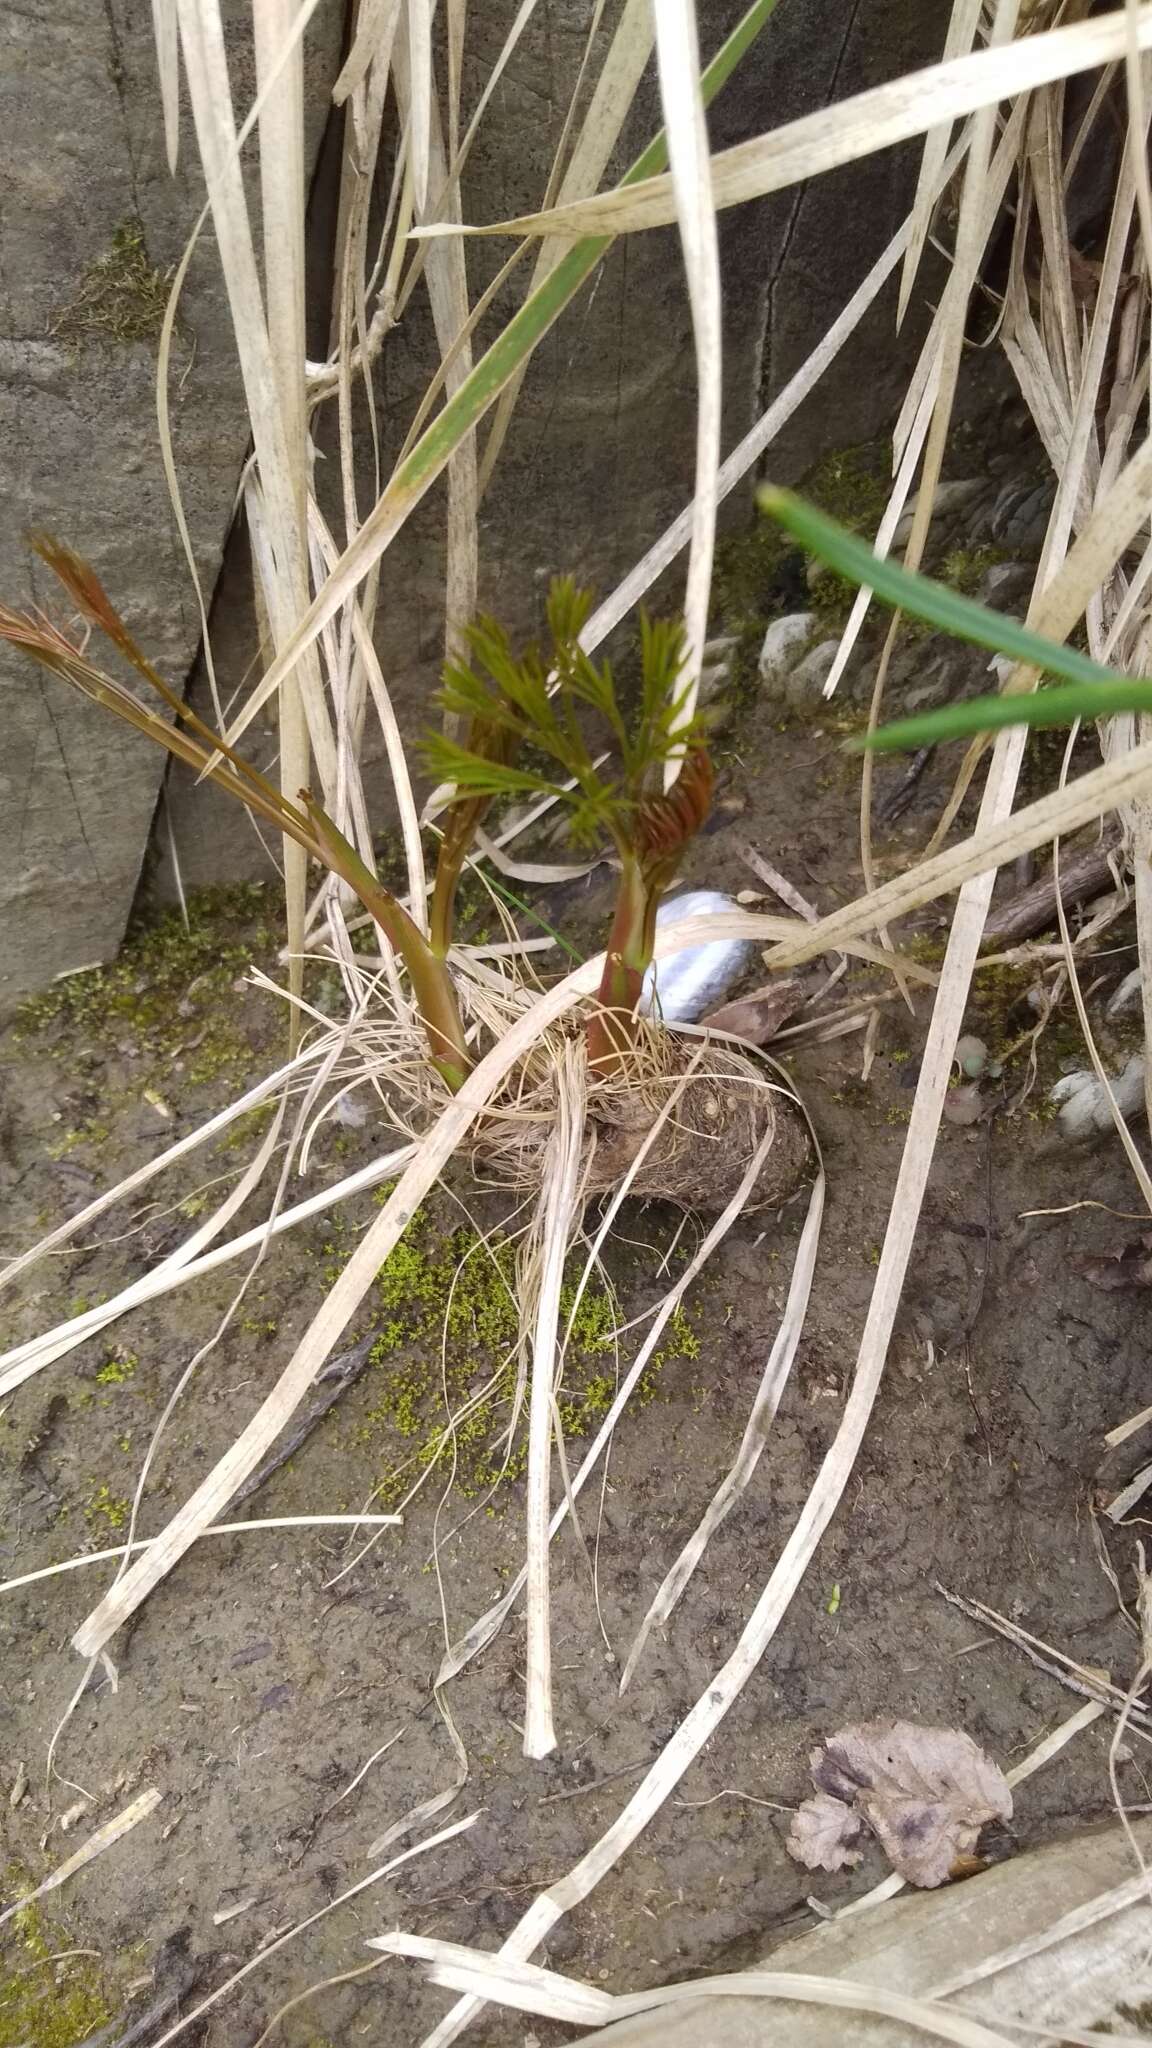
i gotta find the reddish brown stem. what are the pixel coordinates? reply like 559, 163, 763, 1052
587, 854, 653, 1075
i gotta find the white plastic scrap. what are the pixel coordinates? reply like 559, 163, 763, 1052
641, 890, 753, 1024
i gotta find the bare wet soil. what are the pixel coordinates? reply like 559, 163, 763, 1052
3, 492, 1152, 2045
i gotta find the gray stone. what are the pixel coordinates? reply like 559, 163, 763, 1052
784, 637, 841, 703
0, 0, 341, 1002
892, 477, 985, 548
979, 561, 1033, 606
758, 613, 816, 690
990, 479, 1055, 552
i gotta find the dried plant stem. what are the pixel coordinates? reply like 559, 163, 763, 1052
524, 1042, 587, 1757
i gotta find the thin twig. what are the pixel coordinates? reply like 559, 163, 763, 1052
538, 1760, 651, 1805
936, 1583, 1152, 1733
229, 1330, 379, 1508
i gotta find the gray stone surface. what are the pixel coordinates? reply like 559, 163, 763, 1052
0, 0, 341, 1001
784, 636, 840, 703
3, 0, 954, 977
758, 611, 816, 690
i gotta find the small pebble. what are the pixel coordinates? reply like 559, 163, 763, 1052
758, 613, 815, 691
784, 638, 841, 704
1049, 1052, 1146, 1138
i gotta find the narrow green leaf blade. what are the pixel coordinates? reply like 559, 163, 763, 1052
856, 677, 1152, 753
392, 0, 784, 499
757, 486, 1129, 694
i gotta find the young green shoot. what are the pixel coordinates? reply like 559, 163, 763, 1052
424, 578, 713, 1072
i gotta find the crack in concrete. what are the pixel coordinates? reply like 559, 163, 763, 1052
759, 0, 867, 422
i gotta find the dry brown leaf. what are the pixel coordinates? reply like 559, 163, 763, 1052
942, 1082, 985, 1126
1078, 1234, 1152, 1291
785, 1791, 864, 1873
700, 978, 805, 1045
790, 1718, 1012, 1889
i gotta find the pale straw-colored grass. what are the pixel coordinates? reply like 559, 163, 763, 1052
13, 0, 1152, 2036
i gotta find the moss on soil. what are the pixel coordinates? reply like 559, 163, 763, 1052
0, 1894, 113, 2046
321, 1193, 700, 1506
16, 882, 280, 1096
710, 440, 894, 726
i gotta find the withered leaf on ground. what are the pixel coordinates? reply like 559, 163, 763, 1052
700, 978, 804, 1045
1078, 1234, 1152, 1291
942, 1082, 985, 1126
787, 1718, 1012, 1889
785, 1791, 865, 1873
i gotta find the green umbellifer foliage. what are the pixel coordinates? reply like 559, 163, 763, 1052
425, 578, 714, 1070
6, 545, 708, 1090
426, 578, 702, 848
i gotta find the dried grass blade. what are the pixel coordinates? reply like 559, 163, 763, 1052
417, 8, 1152, 241
576, 134, 975, 658
219, 0, 784, 737
620, 1169, 824, 1691
391, 0, 546, 351
927, 1860, 1152, 2006
413, 717, 1082, 2048
308, 499, 427, 930
146, 1814, 480, 2048
405, 0, 432, 209
654, 0, 722, 774
897, 0, 982, 324
478, 0, 653, 492
69, 957, 604, 1660
0, 1081, 301, 1394
0, 1790, 162, 1932
393, 30, 479, 692
253, 0, 313, 1019
334, 0, 400, 104
898, 0, 1019, 599
524, 1044, 586, 1758
151, 0, 181, 172
435, 1077, 782, 1691
0, 1044, 325, 1294
382, 1936, 1025, 2047
154, 0, 329, 740
0, 1519, 401, 1599
176, 0, 333, 792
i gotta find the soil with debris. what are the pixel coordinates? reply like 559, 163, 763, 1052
3, 413, 1152, 2046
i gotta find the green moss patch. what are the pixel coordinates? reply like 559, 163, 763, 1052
0, 1895, 114, 2046
17, 883, 279, 1092
49, 219, 172, 347
332, 1196, 701, 1506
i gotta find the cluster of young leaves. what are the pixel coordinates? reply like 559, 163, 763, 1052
424, 578, 711, 863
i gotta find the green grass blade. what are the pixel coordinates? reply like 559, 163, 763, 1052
757, 486, 1128, 694
854, 678, 1152, 753
478, 871, 585, 963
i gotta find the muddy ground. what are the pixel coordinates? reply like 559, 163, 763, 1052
4, 435, 1152, 2045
